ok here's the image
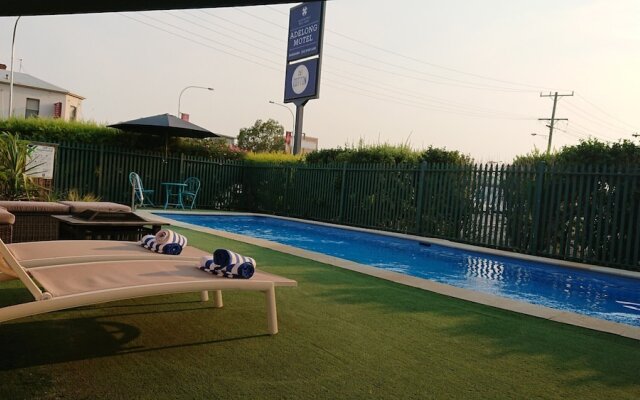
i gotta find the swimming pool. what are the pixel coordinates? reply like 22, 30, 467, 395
159, 213, 640, 327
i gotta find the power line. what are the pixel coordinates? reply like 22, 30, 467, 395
562, 100, 633, 136
245, 4, 548, 93
576, 93, 640, 131
169, 10, 283, 53
138, 12, 281, 67
118, 13, 282, 72
194, 9, 284, 42
127, 11, 536, 120
324, 69, 532, 118
326, 53, 532, 93
263, 4, 558, 92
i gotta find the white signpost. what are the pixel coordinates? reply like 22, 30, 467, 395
283, 1, 326, 155
26, 144, 56, 179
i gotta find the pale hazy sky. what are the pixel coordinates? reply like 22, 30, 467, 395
1, 0, 638, 161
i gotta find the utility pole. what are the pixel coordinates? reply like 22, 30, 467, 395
538, 91, 573, 154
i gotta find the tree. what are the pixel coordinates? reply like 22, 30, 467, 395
237, 119, 285, 153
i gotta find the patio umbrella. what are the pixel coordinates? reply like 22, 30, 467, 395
108, 113, 220, 160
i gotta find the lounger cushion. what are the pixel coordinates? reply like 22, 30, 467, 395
0, 257, 17, 277
8, 240, 207, 267
29, 260, 296, 297
0, 201, 69, 214
0, 208, 15, 224
58, 201, 131, 214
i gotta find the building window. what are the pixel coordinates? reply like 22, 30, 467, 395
69, 105, 77, 121
25, 98, 40, 118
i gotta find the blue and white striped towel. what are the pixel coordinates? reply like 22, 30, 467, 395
139, 229, 187, 255
198, 250, 256, 279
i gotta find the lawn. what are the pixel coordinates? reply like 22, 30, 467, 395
0, 227, 639, 399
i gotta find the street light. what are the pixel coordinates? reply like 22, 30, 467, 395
8, 16, 21, 118
177, 86, 214, 119
530, 133, 548, 138
531, 133, 551, 154
268, 100, 295, 149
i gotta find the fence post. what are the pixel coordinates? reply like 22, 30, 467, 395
530, 161, 546, 255
179, 153, 185, 180
284, 166, 292, 216
415, 162, 427, 234
97, 144, 104, 198
338, 162, 348, 223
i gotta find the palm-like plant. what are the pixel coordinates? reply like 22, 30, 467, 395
0, 132, 43, 200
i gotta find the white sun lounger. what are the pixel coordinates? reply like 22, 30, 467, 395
0, 240, 296, 335
6, 239, 206, 268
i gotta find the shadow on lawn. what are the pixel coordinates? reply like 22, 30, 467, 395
0, 315, 267, 370
0, 295, 267, 371
308, 270, 640, 389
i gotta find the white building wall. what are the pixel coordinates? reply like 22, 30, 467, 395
0, 84, 82, 120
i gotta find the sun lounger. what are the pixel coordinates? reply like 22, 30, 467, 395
5, 239, 205, 269
0, 240, 296, 335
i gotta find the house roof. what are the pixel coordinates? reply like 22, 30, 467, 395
1, 1, 290, 16
0, 71, 84, 100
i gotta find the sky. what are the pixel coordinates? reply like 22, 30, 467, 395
0, 0, 639, 162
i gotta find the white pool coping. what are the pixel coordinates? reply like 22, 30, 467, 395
140, 210, 640, 341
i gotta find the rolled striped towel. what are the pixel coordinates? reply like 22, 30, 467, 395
198, 256, 227, 276
199, 256, 215, 270
198, 249, 256, 279
139, 232, 184, 255
155, 229, 188, 247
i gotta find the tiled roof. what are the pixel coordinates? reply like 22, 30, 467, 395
0, 70, 81, 98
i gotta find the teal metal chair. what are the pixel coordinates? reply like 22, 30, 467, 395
181, 177, 201, 209
129, 172, 155, 209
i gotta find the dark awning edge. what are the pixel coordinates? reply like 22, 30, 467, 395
1, 0, 294, 17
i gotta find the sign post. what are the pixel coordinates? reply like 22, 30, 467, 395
283, 1, 325, 155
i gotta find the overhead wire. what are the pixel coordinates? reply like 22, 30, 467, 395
241, 5, 545, 93
263, 4, 559, 92
562, 100, 633, 136
168, 10, 283, 53
576, 93, 640, 132
117, 13, 282, 72
146, 10, 535, 119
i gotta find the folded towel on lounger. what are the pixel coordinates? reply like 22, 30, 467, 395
198, 250, 255, 279
139, 229, 187, 255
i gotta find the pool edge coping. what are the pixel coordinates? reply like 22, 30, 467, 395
141, 210, 640, 341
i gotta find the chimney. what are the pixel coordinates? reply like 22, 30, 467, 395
0, 64, 7, 70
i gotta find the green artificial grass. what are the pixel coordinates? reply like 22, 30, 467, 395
1, 227, 639, 399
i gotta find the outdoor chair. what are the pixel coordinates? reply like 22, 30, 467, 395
129, 172, 155, 209
181, 177, 201, 209
0, 238, 297, 335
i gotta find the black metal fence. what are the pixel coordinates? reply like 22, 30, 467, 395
51, 142, 640, 271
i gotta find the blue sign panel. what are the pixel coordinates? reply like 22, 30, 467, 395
287, 2, 324, 62
284, 58, 320, 102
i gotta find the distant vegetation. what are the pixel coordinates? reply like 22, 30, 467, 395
0, 117, 243, 160
514, 139, 640, 166
1, 117, 638, 166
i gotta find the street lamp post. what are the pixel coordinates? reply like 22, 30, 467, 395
177, 86, 214, 119
8, 16, 21, 118
268, 100, 295, 152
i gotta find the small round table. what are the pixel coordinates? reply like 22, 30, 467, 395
161, 182, 187, 209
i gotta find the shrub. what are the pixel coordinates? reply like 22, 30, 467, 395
245, 152, 304, 165
0, 132, 42, 200
305, 144, 470, 165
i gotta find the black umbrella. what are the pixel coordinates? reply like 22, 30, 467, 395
108, 113, 220, 160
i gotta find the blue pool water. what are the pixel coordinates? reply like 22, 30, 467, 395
160, 213, 640, 327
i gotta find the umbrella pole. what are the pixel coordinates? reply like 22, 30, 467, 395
164, 133, 168, 163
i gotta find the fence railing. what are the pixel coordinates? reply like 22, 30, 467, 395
49, 142, 640, 271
